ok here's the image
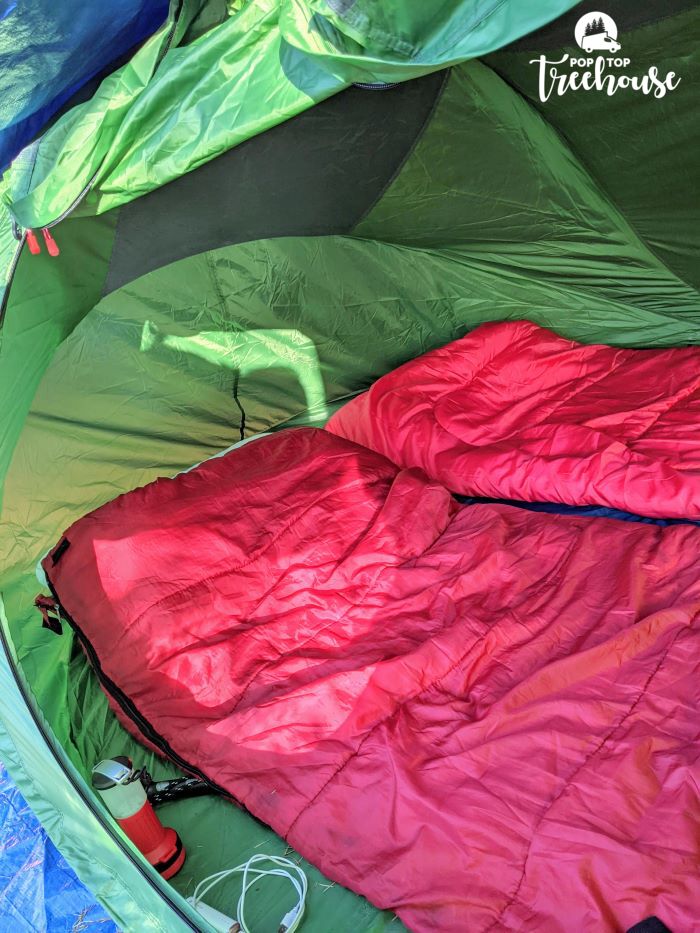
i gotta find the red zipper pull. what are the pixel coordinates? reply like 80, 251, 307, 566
26, 228, 41, 255
41, 227, 60, 257
34, 594, 63, 635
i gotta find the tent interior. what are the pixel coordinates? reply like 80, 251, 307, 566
0, 0, 698, 929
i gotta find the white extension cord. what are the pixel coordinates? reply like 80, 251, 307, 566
188, 854, 308, 933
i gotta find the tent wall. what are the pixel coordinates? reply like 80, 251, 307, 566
0, 212, 117, 512
1, 0, 581, 233
0, 0, 168, 170
0, 603, 202, 932
103, 71, 447, 291
0, 0, 697, 928
0, 760, 118, 931
485, 0, 700, 289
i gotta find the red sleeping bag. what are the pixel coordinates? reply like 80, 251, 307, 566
326, 320, 700, 519
42, 429, 700, 932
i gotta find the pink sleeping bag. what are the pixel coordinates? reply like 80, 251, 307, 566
42, 428, 700, 932
326, 320, 700, 518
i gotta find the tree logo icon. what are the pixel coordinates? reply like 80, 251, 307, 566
575, 12, 621, 54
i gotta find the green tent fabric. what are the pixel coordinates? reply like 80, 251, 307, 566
0, 0, 580, 233
0, 1, 698, 929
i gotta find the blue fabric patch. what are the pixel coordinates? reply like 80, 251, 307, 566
0, 0, 168, 170
456, 496, 700, 526
0, 762, 117, 932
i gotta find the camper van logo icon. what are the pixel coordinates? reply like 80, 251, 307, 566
529, 9, 680, 102
575, 12, 621, 53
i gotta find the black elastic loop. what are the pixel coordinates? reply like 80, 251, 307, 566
51, 538, 71, 565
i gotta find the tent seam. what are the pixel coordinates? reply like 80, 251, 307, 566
483, 59, 700, 296
350, 68, 450, 231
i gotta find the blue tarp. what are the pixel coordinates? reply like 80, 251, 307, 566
0, 0, 169, 170
0, 762, 117, 932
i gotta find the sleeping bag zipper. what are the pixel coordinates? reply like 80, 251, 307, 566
0, 606, 200, 930
43, 573, 231, 801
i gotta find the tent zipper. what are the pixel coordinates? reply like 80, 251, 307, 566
0, 173, 97, 328
0, 608, 200, 931
0, 232, 26, 327
353, 81, 400, 90
44, 175, 99, 229
43, 575, 230, 799
7, 0, 182, 239
0, 0, 184, 327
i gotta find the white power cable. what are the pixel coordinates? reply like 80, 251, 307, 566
190, 854, 308, 933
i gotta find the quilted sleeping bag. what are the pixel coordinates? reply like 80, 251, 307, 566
41, 428, 700, 932
326, 320, 700, 519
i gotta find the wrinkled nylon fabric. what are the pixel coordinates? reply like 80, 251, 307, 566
0, 763, 118, 932
5, 0, 347, 230
0, 6, 696, 930
279, 0, 579, 84
328, 320, 700, 519
484, 6, 700, 291
43, 428, 700, 933
0, 0, 580, 233
3, 17, 699, 344
1, 307, 405, 932
0, 0, 168, 171
354, 63, 699, 335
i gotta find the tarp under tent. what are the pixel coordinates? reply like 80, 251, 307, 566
0, 761, 117, 931
0, 0, 698, 930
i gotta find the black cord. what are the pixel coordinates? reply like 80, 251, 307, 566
140, 768, 214, 806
